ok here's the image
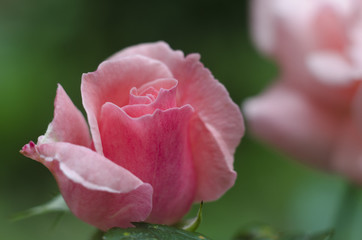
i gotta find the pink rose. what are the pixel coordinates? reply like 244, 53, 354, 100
245, 0, 362, 182
21, 42, 244, 230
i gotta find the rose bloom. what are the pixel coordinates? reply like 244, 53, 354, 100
244, 0, 362, 182
21, 42, 244, 230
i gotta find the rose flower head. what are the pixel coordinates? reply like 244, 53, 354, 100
244, 0, 362, 182
21, 42, 244, 230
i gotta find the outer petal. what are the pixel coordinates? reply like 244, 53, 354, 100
21, 142, 152, 231
108, 41, 185, 67
110, 42, 244, 200
189, 115, 237, 201
172, 54, 243, 200
243, 82, 345, 169
251, 0, 279, 55
38, 84, 91, 147
307, 52, 357, 85
81, 55, 173, 154
99, 103, 196, 224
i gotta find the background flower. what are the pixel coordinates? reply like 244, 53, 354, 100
245, 0, 362, 182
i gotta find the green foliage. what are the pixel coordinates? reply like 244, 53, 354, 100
233, 223, 332, 240
233, 223, 279, 240
12, 194, 68, 221
280, 232, 332, 240
174, 201, 203, 232
102, 223, 211, 240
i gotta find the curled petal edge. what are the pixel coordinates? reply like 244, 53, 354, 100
20, 142, 153, 231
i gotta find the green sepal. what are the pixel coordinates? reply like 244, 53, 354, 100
174, 201, 203, 232
12, 194, 69, 221
102, 222, 211, 240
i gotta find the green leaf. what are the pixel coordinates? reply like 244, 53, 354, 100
233, 223, 279, 240
174, 201, 203, 232
12, 194, 69, 221
103, 222, 212, 240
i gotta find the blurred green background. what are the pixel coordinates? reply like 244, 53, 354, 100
0, 0, 346, 239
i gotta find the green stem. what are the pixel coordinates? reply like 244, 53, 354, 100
332, 182, 362, 240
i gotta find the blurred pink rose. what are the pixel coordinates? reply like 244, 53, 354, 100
244, 0, 362, 182
21, 42, 244, 230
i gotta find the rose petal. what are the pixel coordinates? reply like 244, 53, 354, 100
81, 55, 173, 154
112, 41, 244, 182
251, 0, 279, 55
189, 115, 237, 201
38, 84, 92, 147
311, 4, 348, 51
108, 41, 185, 66
99, 102, 196, 224
29, 142, 153, 231
243, 82, 344, 169
307, 52, 357, 85
122, 78, 178, 118
251, 0, 353, 56
251, 0, 313, 56
175, 54, 244, 164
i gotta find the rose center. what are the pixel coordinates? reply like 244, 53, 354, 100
129, 86, 159, 105
120, 78, 178, 118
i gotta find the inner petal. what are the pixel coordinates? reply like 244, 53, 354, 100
122, 78, 178, 118
139, 87, 158, 99
129, 87, 156, 105
312, 5, 348, 52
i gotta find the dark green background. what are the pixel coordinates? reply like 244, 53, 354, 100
0, 1, 345, 239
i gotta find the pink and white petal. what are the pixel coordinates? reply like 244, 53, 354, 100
189, 115, 236, 202
250, 0, 279, 55
32, 142, 153, 231
81, 55, 173, 154
122, 78, 178, 118
38, 85, 91, 147
251, 0, 353, 64
99, 103, 196, 224
307, 52, 356, 85
243, 82, 344, 169
108, 41, 184, 69
174, 54, 244, 167
251, 0, 317, 57
310, 4, 349, 51
137, 77, 178, 93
